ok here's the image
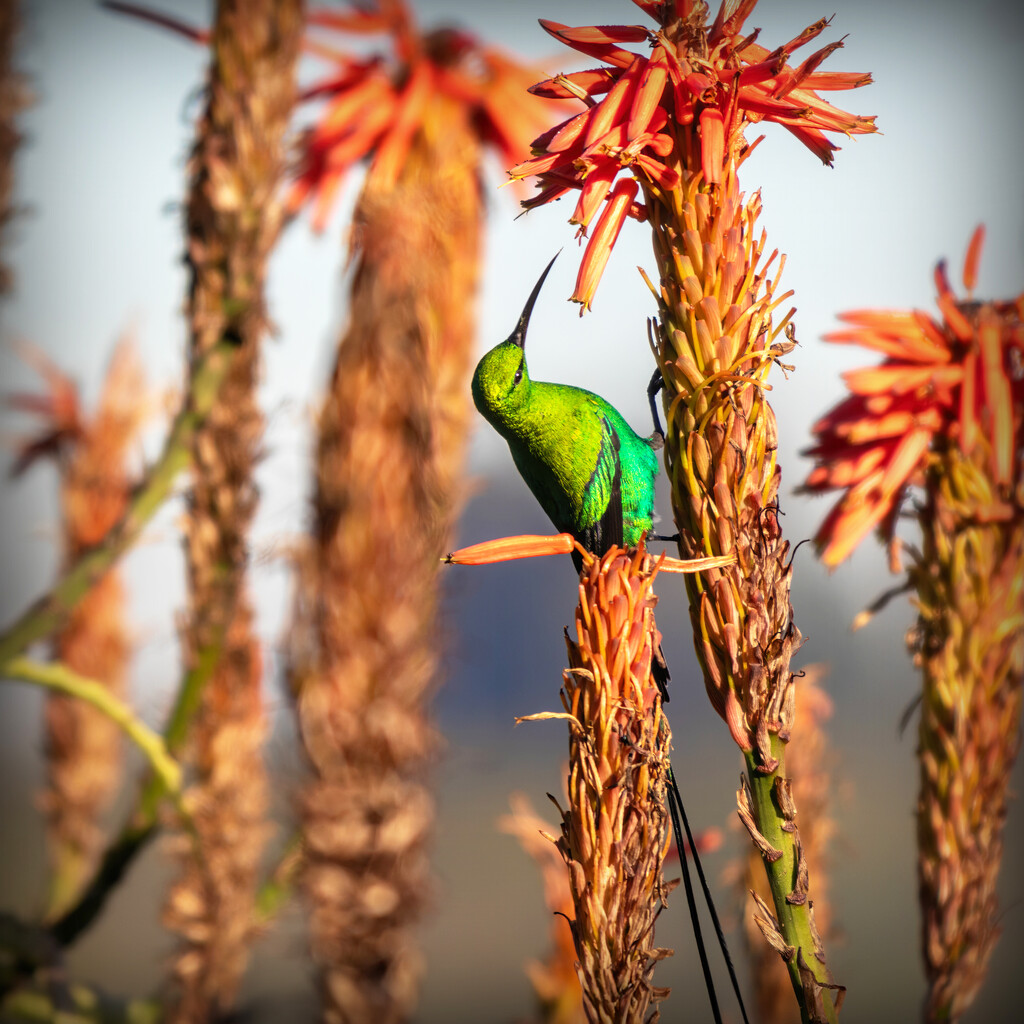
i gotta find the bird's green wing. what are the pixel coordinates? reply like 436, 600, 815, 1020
578, 415, 623, 556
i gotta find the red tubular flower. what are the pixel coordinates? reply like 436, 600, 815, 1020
289, 0, 560, 229
509, 0, 875, 308
803, 227, 1024, 567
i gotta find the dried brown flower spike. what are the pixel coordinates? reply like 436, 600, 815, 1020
162, 1, 302, 1020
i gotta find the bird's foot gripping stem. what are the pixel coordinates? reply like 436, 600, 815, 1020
647, 367, 666, 446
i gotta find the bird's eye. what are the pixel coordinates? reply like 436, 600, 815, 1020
513, 364, 523, 387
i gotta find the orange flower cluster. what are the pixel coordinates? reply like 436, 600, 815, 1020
510, 0, 875, 309
287, 0, 557, 228
803, 227, 1024, 567
108, 1, 556, 233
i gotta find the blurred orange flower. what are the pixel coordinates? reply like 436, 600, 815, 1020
510, 0, 875, 308
287, 0, 558, 229
107, 1, 556, 233
803, 227, 1024, 567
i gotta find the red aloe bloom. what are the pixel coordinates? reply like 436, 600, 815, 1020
803, 227, 1024, 567
107, 1, 557, 232
288, 0, 559, 229
510, 0, 875, 309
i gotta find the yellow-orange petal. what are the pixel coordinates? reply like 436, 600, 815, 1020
570, 162, 619, 230
529, 66, 620, 100
978, 311, 1014, 485
841, 364, 958, 397
443, 533, 576, 565
626, 49, 668, 139
548, 23, 650, 46
654, 552, 736, 574
879, 428, 931, 498
538, 19, 638, 69
959, 349, 979, 456
698, 107, 725, 184
368, 61, 433, 191
571, 177, 638, 311
963, 225, 986, 295
583, 56, 644, 147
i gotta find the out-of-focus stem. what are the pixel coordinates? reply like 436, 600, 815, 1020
0, 0, 26, 295
3, 658, 183, 801
6, 338, 236, 947
46, 604, 228, 950
0, 337, 236, 669
254, 832, 304, 927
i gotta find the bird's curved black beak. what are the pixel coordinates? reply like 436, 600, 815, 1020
508, 251, 560, 350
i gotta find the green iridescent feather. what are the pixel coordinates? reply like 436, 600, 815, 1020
471, 255, 660, 567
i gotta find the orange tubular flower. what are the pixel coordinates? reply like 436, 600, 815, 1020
803, 227, 1024, 568
288, 1, 560, 229
510, 0, 876, 309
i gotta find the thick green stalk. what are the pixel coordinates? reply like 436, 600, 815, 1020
743, 737, 838, 1024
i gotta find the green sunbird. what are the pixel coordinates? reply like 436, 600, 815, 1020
472, 253, 674, 695
471, 254, 664, 574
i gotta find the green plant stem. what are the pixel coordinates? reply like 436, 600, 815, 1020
45, 613, 229, 948
0, 978, 161, 1023
2, 658, 182, 799
0, 337, 237, 668
745, 735, 838, 1024
254, 831, 303, 927
0, 339, 239, 949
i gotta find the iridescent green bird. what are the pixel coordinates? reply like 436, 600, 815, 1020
471, 254, 665, 574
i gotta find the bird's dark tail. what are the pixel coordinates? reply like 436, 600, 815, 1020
655, 647, 748, 1024
665, 763, 750, 1024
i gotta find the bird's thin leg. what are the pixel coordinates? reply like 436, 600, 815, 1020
647, 367, 666, 444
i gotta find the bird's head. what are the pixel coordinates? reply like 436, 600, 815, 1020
471, 253, 558, 429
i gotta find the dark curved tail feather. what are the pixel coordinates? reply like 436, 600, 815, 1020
666, 764, 750, 1024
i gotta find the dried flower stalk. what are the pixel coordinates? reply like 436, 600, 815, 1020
804, 230, 1024, 1021
286, 5, 555, 1019
10, 341, 146, 918
0, 0, 27, 294
501, 794, 586, 1024
914, 440, 1023, 1021
291, 87, 482, 1024
526, 545, 672, 1023
162, 1, 302, 1020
